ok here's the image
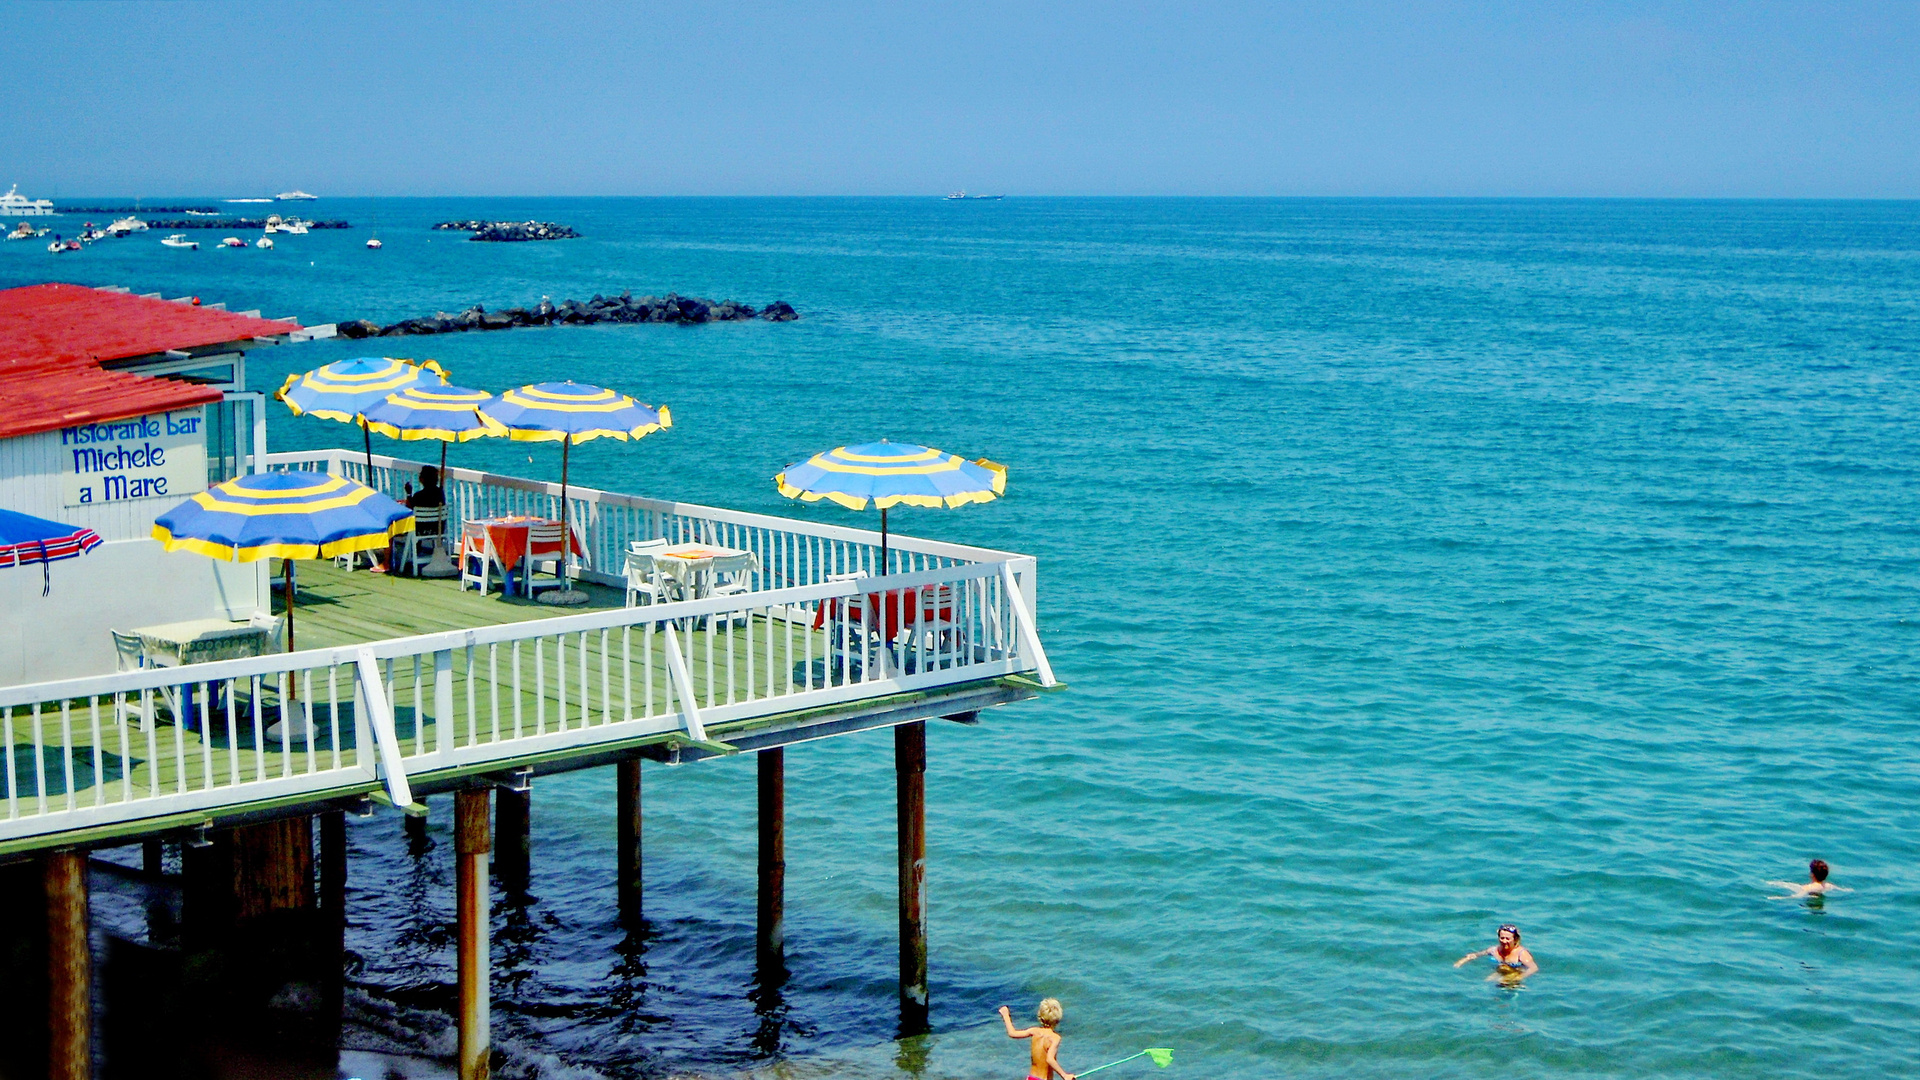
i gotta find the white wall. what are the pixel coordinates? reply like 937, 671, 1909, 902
0, 423, 265, 687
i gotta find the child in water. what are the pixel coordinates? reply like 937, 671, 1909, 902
1769, 859, 1850, 899
1000, 999, 1075, 1080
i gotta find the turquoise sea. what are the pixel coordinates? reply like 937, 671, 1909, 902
6, 198, 1919, 1079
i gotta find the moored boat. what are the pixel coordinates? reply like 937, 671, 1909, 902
256, 236, 274, 249
7, 221, 37, 240
160, 233, 199, 250
1, 184, 56, 217
106, 216, 148, 236
220, 236, 246, 248
366, 237, 383, 249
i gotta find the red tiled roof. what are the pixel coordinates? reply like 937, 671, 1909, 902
0, 283, 303, 440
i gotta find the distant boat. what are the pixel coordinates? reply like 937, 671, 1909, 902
365, 237, 383, 249
8, 221, 37, 240
220, 236, 245, 248
160, 234, 198, 250
78, 223, 108, 242
1, 184, 56, 217
256, 236, 274, 249
281, 219, 309, 235
945, 190, 1005, 200
48, 238, 79, 253
106, 216, 147, 236
276, 190, 318, 201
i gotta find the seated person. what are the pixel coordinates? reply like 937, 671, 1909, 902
406, 465, 446, 511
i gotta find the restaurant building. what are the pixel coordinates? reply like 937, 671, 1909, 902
0, 283, 309, 685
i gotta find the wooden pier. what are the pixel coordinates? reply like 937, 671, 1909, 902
0, 449, 1057, 1079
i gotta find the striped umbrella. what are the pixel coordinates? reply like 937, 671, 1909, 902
154, 471, 414, 652
0, 508, 103, 596
479, 382, 671, 605
276, 356, 449, 483
774, 441, 1006, 567
362, 384, 505, 576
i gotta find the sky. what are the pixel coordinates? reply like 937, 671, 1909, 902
3, 0, 1917, 198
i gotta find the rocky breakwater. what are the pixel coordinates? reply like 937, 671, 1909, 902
433, 220, 580, 242
334, 292, 798, 338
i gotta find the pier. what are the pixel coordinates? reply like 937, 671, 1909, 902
0, 447, 1055, 1078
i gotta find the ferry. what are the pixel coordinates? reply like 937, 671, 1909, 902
945, 190, 1005, 200
159, 233, 199, 250
276, 190, 318, 201
1, 183, 56, 216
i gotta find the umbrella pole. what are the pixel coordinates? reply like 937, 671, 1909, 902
363, 422, 375, 489
284, 558, 298, 707
879, 507, 889, 575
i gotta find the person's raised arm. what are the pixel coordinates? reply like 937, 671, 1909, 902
1453, 947, 1487, 968
999, 1006, 1031, 1039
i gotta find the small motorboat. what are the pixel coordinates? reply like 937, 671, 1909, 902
366, 237, 382, 249
160, 234, 199, 250
79, 223, 108, 242
48, 237, 80, 253
7, 221, 36, 241
220, 236, 245, 248
281, 219, 309, 235
255, 236, 274, 249
107, 216, 148, 235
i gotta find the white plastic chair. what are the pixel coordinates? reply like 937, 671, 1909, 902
625, 551, 670, 607
458, 521, 508, 594
522, 522, 573, 596
110, 630, 161, 729
395, 507, 446, 576
706, 552, 760, 599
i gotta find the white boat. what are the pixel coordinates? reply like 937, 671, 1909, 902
8, 221, 38, 240
256, 236, 274, 249
220, 236, 245, 248
106, 216, 148, 236
160, 234, 198, 250
945, 190, 1005, 200
48, 238, 79, 253
281, 220, 309, 235
78, 223, 108, 242
365, 238, 383, 249
276, 190, 318, 201
1, 184, 56, 217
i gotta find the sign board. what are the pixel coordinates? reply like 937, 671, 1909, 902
60, 408, 208, 507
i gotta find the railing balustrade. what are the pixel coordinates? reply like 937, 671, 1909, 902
0, 561, 1049, 844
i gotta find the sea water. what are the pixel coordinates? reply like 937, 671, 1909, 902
8, 198, 1919, 1079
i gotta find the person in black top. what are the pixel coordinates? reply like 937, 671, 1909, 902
406, 465, 445, 510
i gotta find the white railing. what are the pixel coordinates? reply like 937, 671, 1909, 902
0, 559, 1052, 844
264, 449, 1030, 605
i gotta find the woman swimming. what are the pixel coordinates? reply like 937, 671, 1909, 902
1454, 924, 1538, 982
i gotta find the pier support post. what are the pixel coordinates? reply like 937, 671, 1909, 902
455, 788, 492, 1080
494, 787, 531, 893
142, 839, 165, 879
45, 849, 91, 1080
895, 722, 928, 1030
616, 759, 642, 925
757, 748, 785, 966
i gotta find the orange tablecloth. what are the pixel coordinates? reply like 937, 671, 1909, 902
470, 516, 584, 571
813, 586, 953, 642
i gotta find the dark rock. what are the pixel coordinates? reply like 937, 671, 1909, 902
336, 319, 382, 339
479, 312, 514, 330
761, 300, 798, 321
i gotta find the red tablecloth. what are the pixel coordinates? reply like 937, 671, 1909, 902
469, 516, 584, 570
813, 587, 954, 642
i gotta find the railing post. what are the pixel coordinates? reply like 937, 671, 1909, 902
660, 624, 708, 742
998, 564, 1056, 687
434, 649, 454, 757
355, 648, 414, 806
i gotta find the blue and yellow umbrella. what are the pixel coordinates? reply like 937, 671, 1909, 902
154, 471, 415, 650
277, 357, 450, 486
361, 383, 505, 443
477, 382, 671, 604
775, 441, 1007, 566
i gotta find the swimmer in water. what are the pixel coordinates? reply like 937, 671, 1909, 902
1769, 859, 1850, 899
1000, 999, 1075, 1080
1454, 924, 1538, 982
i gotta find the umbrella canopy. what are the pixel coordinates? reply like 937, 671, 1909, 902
361, 383, 506, 443
0, 508, 103, 595
276, 357, 448, 423
477, 382, 671, 605
478, 381, 670, 442
774, 441, 1006, 568
153, 471, 414, 562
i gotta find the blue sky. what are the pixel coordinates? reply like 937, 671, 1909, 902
4, 1, 1916, 197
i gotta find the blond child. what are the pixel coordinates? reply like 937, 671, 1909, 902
1000, 998, 1075, 1080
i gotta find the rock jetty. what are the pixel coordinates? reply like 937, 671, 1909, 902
334, 292, 798, 339
433, 220, 580, 242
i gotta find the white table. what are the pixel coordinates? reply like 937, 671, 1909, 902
132, 618, 275, 667
650, 544, 752, 600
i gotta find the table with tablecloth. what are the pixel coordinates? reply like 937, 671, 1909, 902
466, 516, 586, 593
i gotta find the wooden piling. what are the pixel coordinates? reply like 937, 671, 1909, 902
232, 817, 315, 921
616, 759, 642, 924
142, 839, 164, 879
494, 786, 531, 891
895, 722, 928, 1028
454, 788, 492, 1080
757, 748, 785, 964
45, 849, 90, 1080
